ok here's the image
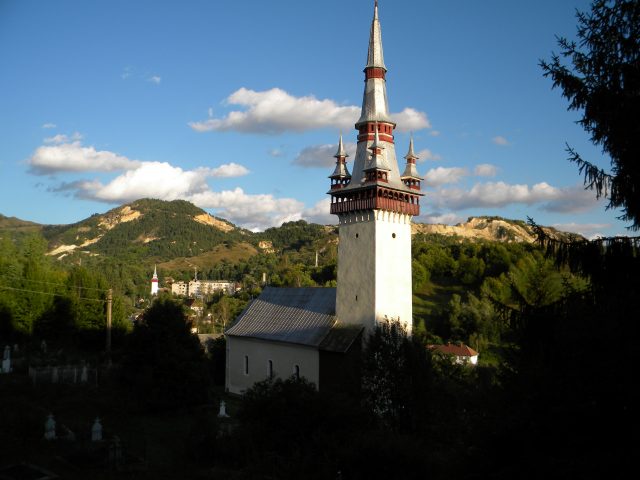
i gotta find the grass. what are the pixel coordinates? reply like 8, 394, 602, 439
413, 278, 466, 317
159, 242, 258, 271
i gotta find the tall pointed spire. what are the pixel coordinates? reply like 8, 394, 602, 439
328, 1, 422, 217
356, 1, 392, 128
366, 0, 386, 71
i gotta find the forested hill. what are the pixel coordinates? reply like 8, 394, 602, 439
1, 200, 583, 267
40, 199, 248, 261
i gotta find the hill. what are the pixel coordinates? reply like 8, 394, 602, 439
41, 199, 249, 262
412, 216, 584, 243
2, 201, 584, 268
0, 213, 42, 234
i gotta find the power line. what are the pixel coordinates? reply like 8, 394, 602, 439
0, 285, 107, 303
3, 277, 109, 292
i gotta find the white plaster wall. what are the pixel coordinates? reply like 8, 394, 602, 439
336, 212, 377, 334
226, 336, 319, 395
374, 210, 413, 334
336, 210, 413, 337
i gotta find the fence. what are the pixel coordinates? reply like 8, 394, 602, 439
28, 364, 98, 386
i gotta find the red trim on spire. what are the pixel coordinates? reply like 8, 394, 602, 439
364, 67, 386, 79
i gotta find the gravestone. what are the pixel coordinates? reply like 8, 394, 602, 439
1, 345, 10, 374
217, 400, 229, 418
91, 418, 103, 442
44, 414, 56, 440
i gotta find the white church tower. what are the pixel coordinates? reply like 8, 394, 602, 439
329, 0, 423, 336
150, 265, 159, 296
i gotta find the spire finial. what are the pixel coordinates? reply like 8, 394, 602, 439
404, 136, 418, 161
335, 133, 348, 158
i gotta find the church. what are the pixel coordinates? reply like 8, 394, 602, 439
225, 1, 424, 395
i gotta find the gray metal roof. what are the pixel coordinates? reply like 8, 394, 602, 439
225, 287, 338, 348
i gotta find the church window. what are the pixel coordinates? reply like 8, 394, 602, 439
356, 233, 359, 238
244, 355, 249, 375
293, 365, 300, 379
268, 360, 273, 379
392, 233, 396, 238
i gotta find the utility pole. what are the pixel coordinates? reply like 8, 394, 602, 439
106, 288, 112, 365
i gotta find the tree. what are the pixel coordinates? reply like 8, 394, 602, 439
120, 297, 210, 410
361, 319, 432, 432
540, 0, 640, 229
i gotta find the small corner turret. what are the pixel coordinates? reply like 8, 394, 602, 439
329, 134, 351, 190
401, 136, 423, 191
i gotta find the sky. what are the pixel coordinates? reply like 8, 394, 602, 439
0, 0, 628, 237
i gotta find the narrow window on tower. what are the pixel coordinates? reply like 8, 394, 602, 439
392, 233, 396, 238
244, 355, 249, 375
293, 365, 300, 379
268, 360, 273, 379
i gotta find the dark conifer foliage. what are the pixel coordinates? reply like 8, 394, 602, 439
540, 0, 640, 229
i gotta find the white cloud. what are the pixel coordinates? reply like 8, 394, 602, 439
74, 162, 210, 203
389, 108, 431, 131
189, 188, 304, 231
148, 75, 161, 84
42, 123, 56, 129
428, 181, 598, 214
29, 141, 140, 174
415, 148, 441, 162
424, 167, 468, 186
474, 163, 498, 177
189, 87, 430, 134
269, 148, 284, 158
541, 185, 600, 213
293, 142, 357, 168
492, 135, 510, 146
209, 163, 250, 178
121, 67, 132, 80
44, 132, 83, 144
429, 130, 441, 137
552, 222, 611, 239
432, 181, 557, 210
420, 212, 465, 225
302, 198, 336, 226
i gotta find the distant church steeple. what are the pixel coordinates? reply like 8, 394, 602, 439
151, 265, 159, 296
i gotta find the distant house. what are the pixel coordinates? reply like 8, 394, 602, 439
428, 343, 479, 365
171, 279, 235, 297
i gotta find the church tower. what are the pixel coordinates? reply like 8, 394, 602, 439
151, 265, 159, 296
329, 1, 423, 336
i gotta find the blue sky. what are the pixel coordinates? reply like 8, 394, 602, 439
0, 0, 626, 237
